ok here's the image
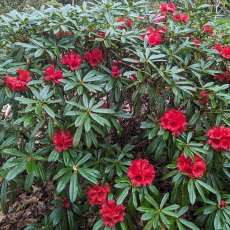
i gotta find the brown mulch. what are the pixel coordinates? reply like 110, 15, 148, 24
0, 182, 55, 230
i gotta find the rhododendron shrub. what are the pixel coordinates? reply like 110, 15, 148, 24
0, 1, 229, 230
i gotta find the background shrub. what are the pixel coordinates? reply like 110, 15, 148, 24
0, 0, 230, 229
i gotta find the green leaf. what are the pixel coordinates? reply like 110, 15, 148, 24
43, 105, 55, 118
160, 193, 169, 209
6, 161, 26, 181
35, 49, 44, 57
48, 149, 59, 162
24, 174, 34, 192
14, 97, 37, 104
196, 179, 217, 195
78, 168, 98, 184
67, 209, 75, 230
63, 151, 70, 166
90, 113, 110, 126
194, 180, 206, 201
73, 125, 83, 147
56, 174, 71, 193
117, 187, 130, 204
77, 153, 91, 166
2, 149, 26, 157
69, 173, 78, 203
188, 179, 196, 205
92, 219, 104, 230
53, 168, 72, 180
145, 195, 159, 209
179, 218, 200, 230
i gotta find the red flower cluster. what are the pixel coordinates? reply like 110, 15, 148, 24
5, 69, 31, 92
207, 126, 230, 152
216, 70, 230, 84
148, 32, 163, 45
87, 183, 110, 206
53, 130, 73, 152
112, 61, 120, 77
63, 197, 71, 209
117, 16, 132, 29
220, 46, 230, 59
112, 66, 120, 77
142, 27, 163, 46
176, 153, 206, 178
173, 13, 189, 23
198, 90, 209, 104
160, 3, 176, 14
127, 159, 155, 187
43, 65, 63, 84
219, 201, 227, 209
160, 109, 187, 136
192, 39, 202, 45
214, 44, 230, 59
84, 48, 104, 67
214, 43, 222, 52
203, 25, 214, 35
100, 200, 126, 228
61, 51, 82, 71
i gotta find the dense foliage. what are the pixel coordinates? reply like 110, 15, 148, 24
0, 1, 230, 229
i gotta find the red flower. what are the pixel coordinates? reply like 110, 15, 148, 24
17, 69, 31, 82
173, 13, 189, 23
5, 69, 31, 92
43, 65, 63, 84
87, 183, 110, 206
97, 32, 106, 38
198, 90, 209, 104
160, 3, 176, 13
148, 32, 163, 46
100, 200, 126, 228
84, 48, 104, 67
160, 109, 187, 136
127, 159, 155, 187
154, 13, 167, 22
63, 197, 71, 209
141, 27, 154, 39
65, 31, 73, 35
113, 60, 119, 66
100, 102, 108, 108
173, 14, 181, 21
192, 40, 202, 45
180, 13, 189, 23
207, 126, 230, 152
203, 25, 214, 35
219, 201, 227, 209
117, 16, 132, 29
214, 43, 222, 52
53, 130, 73, 152
176, 153, 206, 178
112, 66, 120, 77
220, 46, 230, 59
61, 51, 82, 71
216, 70, 230, 84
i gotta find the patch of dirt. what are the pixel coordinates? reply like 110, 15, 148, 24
0, 182, 55, 230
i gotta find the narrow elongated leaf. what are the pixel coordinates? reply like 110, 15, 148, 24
69, 173, 78, 202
